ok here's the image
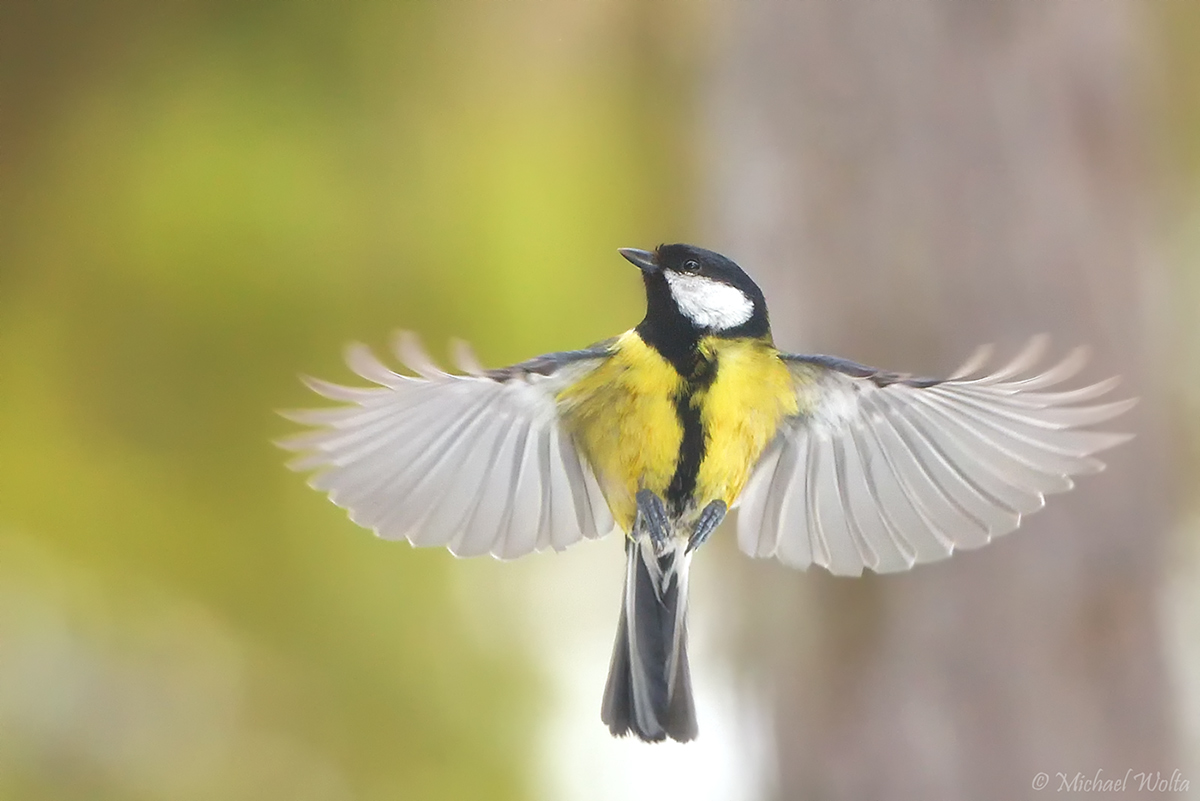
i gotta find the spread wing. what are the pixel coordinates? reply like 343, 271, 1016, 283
278, 333, 618, 559
736, 337, 1135, 576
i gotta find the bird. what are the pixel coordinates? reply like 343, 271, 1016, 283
278, 243, 1135, 743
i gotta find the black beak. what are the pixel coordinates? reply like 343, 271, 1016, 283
618, 247, 659, 274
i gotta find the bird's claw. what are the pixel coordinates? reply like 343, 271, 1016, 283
635, 489, 671, 553
686, 500, 727, 554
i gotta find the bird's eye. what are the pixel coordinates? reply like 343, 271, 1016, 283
682, 260, 700, 272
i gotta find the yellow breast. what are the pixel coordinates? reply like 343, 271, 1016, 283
693, 336, 798, 511
558, 331, 798, 533
558, 331, 684, 530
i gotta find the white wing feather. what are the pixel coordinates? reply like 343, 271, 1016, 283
280, 335, 616, 559
737, 343, 1135, 576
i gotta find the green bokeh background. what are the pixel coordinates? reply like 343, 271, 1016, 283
0, 3, 698, 799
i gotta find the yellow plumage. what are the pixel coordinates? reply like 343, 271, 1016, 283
558, 331, 683, 530
558, 330, 798, 533
693, 336, 798, 510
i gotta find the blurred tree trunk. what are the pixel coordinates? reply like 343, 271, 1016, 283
706, 2, 1174, 798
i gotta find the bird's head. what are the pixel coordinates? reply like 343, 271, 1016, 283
620, 244, 769, 340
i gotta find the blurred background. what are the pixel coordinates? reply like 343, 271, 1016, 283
1, 2, 1198, 799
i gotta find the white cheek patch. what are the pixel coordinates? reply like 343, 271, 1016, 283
663, 272, 755, 330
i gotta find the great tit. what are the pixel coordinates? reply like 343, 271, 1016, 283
280, 244, 1134, 743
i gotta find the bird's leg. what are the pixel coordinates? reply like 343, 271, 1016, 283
635, 489, 671, 552
686, 500, 727, 554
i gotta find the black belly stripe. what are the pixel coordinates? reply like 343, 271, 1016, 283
666, 394, 704, 514
665, 354, 717, 515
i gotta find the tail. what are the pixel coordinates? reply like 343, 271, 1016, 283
600, 537, 697, 742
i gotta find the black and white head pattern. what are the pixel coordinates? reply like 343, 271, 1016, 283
652, 244, 768, 337
663, 270, 755, 330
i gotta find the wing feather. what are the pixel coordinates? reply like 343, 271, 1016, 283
387, 399, 499, 546
858, 414, 950, 564
900, 397, 1039, 516
734, 439, 784, 557
912, 391, 1083, 492
282, 335, 615, 558
812, 433, 864, 575
866, 394, 973, 551
902, 392, 1056, 507
339, 389, 496, 535
453, 416, 533, 557
496, 418, 544, 559
440, 416, 514, 556
737, 341, 1134, 575
547, 425, 582, 551
885, 392, 1020, 544
556, 426, 600, 539
757, 438, 797, 559
534, 424, 557, 552
775, 431, 815, 568
844, 424, 914, 571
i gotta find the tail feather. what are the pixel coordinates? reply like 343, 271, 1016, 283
601, 538, 697, 742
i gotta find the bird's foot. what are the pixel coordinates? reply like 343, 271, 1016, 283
686, 500, 727, 554
635, 489, 671, 553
